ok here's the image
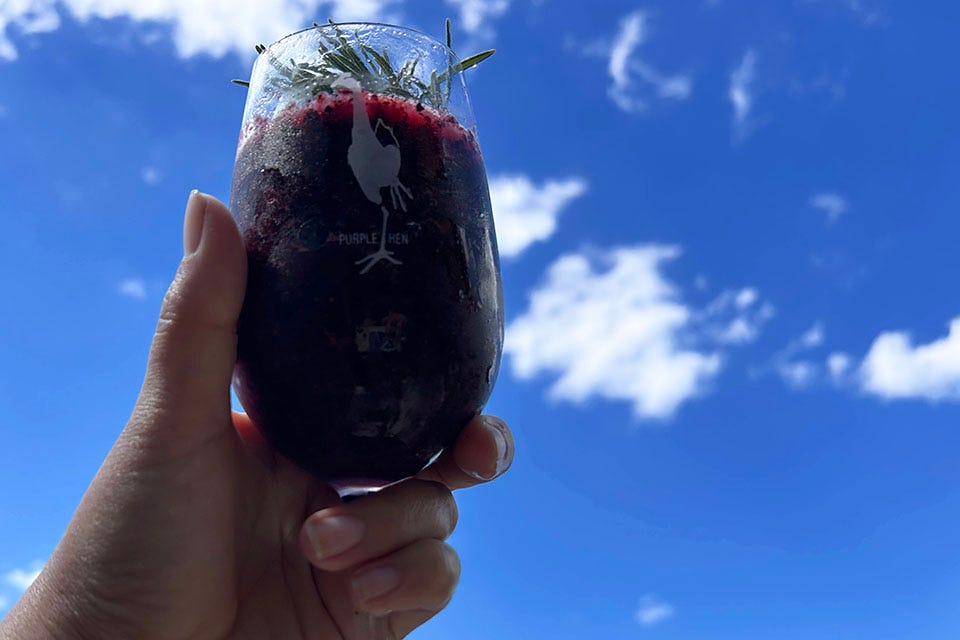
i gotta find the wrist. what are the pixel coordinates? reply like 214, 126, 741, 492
0, 584, 72, 640
0, 567, 105, 640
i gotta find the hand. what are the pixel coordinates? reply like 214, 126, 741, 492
0, 192, 514, 640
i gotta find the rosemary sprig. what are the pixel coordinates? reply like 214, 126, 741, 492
231, 20, 494, 111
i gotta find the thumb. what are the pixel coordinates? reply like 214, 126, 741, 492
130, 191, 248, 450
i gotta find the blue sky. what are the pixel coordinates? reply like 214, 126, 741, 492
3, 0, 960, 637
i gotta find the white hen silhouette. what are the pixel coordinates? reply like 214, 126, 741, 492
334, 74, 412, 274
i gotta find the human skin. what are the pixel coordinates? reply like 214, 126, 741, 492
0, 191, 514, 640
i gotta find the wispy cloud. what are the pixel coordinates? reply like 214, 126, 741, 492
796, 0, 886, 27
118, 277, 148, 300
810, 192, 848, 223
4, 564, 43, 592
0, 0, 60, 60
605, 11, 692, 113
504, 245, 768, 420
753, 319, 876, 390
859, 318, 960, 401
701, 287, 775, 345
800, 323, 826, 349
827, 351, 853, 382
0, 594, 8, 610
778, 361, 817, 388
444, 0, 510, 43
489, 175, 587, 259
729, 49, 758, 141
0, 0, 402, 61
789, 67, 851, 103
141, 166, 162, 186
774, 317, 960, 399
845, 0, 885, 26
635, 594, 675, 627
768, 323, 826, 389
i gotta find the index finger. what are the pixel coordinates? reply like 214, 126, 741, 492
415, 415, 514, 491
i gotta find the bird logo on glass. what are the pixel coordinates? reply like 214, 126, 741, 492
333, 73, 412, 274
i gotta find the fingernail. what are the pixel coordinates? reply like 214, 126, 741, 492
351, 566, 400, 603
305, 515, 365, 560
488, 417, 510, 478
183, 190, 205, 255
466, 416, 510, 481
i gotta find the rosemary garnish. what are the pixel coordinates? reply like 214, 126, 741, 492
231, 19, 494, 111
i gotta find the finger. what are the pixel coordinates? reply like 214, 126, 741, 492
129, 192, 247, 450
299, 479, 457, 572
415, 415, 514, 490
350, 538, 460, 616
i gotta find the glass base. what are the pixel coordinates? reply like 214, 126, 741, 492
332, 479, 392, 501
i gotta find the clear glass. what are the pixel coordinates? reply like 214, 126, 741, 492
229, 24, 504, 495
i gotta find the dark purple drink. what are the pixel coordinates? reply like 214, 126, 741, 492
230, 84, 503, 484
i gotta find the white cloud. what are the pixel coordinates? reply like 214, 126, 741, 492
118, 277, 148, 300
810, 192, 848, 223
505, 245, 767, 420
717, 318, 757, 343
445, 0, 509, 38
141, 166, 162, 185
703, 287, 775, 345
799, 323, 825, 348
0, 0, 60, 60
859, 318, 960, 401
4, 565, 42, 591
0, 594, 7, 610
0, 0, 402, 61
778, 360, 818, 389
736, 288, 758, 308
827, 351, 852, 382
769, 323, 826, 389
606, 11, 692, 113
729, 49, 757, 140
489, 175, 587, 259
635, 594, 675, 627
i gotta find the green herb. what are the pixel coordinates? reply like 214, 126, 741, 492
231, 19, 494, 111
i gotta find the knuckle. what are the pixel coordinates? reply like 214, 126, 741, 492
155, 266, 237, 338
396, 480, 458, 538
156, 272, 203, 338
159, 266, 191, 314
422, 480, 458, 536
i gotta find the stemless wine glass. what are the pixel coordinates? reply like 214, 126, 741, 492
229, 23, 503, 497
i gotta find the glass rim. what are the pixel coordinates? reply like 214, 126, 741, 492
266, 22, 459, 58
